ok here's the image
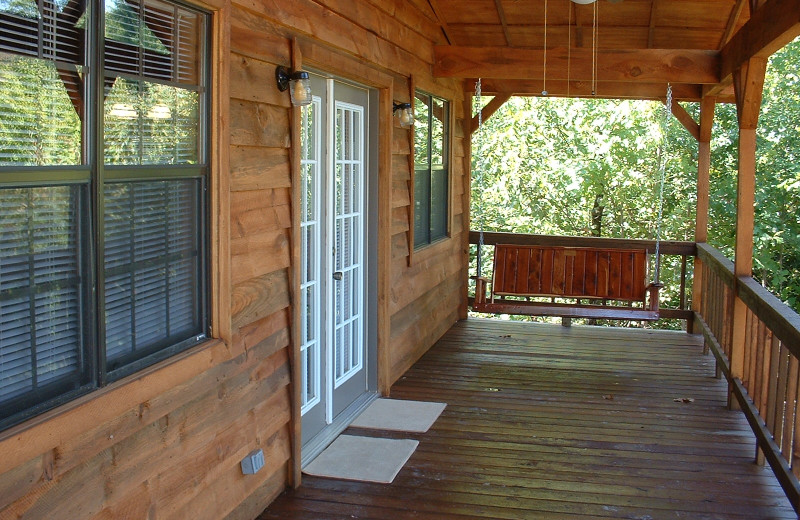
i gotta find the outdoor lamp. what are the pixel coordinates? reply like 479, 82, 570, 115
276, 66, 312, 107
393, 102, 414, 128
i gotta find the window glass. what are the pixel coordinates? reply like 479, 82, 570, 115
0, 185, 86, 416
413, 91, 449, 249
0, 0, 85, 166
0, 0, 208, 429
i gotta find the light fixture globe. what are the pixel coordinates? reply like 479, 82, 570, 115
571, 0, 597, 4
393, 102, 414, 128
276, 66, 313, 107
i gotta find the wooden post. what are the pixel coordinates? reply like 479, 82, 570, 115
288, 37, 303, 489
406, 76, 416, 267
459, 85, 473, 320
691, 96, 715, 334
729, 57, 767, 409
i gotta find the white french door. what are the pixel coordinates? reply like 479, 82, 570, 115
300, 75, 372, 448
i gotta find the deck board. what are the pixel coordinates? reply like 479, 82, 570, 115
259, 319, 795, 519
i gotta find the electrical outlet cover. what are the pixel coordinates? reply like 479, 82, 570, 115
241, 448, 265, 475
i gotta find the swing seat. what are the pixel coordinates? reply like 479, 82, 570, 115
473, 244, 662, 321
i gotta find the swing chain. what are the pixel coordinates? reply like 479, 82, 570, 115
654, 83, 672, 285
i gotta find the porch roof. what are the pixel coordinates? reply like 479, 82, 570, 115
261, 319, 793, 518
426, 0, 800, 102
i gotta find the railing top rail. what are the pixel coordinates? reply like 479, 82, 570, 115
697, 242, 800, 356
696, 242, 735, 288
469, 231, 697, 256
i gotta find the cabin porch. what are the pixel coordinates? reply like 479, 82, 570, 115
260, 319, 794, 519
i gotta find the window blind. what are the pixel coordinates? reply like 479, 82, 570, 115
0, 186, 85, 415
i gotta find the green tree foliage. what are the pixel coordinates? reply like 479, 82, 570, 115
471, 37, 800, 315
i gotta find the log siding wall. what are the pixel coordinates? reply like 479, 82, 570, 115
0, 0, 467, 518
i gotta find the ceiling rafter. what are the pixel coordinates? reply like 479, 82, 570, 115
647, 0, 658, 49
572, 2, 584, 48
427, 0, 454, 45
493, 0, 512, 47
720, 0, 747, 48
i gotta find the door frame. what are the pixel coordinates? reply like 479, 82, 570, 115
288, 39, 393, 486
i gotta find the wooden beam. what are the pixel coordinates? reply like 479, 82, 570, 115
572, 2, 584, 48
288, 37, 303, 489
667, 101, 700, 141
720, 0, 747, 48
733, 57, 768, 130
474, 78, 703, 101
435, 46, 720, 84
720, 0, 800, 82
427, 0, 454, 45
470, 93, 511, 134
647, 0, 658, 49
696, 96, 716, 242
494, 0, 512, 47
729, 57, 767, 403
406, 76, 416, 267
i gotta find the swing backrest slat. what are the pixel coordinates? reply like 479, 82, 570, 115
492, 244, 648, 302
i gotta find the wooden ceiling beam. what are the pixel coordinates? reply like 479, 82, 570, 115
720, 0, 800, 81
493, 0, 512, 47
720, 0, 746, 48
427, 0, 454, 45
647, 0, 658, 49
472, 79, 703, 101
572, 2, 584, 48
435, 46, 720, 84
470, 93, 512, 134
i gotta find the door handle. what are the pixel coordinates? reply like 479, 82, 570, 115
333, 271, 343, 281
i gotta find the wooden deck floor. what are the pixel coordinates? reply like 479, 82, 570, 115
259, 319, 795, 519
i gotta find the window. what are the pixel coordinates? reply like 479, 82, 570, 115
0, 0, 210, 428
413, 91, 449, 249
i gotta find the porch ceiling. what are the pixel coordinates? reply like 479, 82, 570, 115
427, 0, 800, 102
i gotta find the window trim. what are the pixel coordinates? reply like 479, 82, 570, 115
412, 90, 452, 252
0, 0, 214, 431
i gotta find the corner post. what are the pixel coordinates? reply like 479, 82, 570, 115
729, 57, 767, 409
691, 96, 716, 334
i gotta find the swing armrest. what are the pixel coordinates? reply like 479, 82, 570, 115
472, 276, 490, 305
645, 282, 664, 311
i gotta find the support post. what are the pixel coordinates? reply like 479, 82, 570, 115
728, 57, 767, 409
691, 96, 716, 334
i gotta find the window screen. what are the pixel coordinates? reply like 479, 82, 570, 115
413, 92, 449, 249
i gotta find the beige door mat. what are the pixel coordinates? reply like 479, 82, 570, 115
350, 398, 446, 433
303, 434, 418, 484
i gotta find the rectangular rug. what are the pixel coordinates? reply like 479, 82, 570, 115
350, 398, 446, 433
303, 435, 418, 484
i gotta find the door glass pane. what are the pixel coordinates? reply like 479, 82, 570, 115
300, 97, 321, 414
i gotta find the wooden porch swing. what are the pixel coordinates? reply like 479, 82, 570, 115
470, 81, 674, 322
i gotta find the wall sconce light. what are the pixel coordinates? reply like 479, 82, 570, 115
276, 66, 312, 107
393, 102, 414, 128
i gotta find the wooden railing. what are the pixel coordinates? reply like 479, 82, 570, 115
468, 231, 696, 322
695, 242, 800, 512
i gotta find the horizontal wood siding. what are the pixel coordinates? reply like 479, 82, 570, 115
0, 0, 466, 518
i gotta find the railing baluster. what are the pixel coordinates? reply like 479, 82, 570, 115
783, 357, 799, 460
